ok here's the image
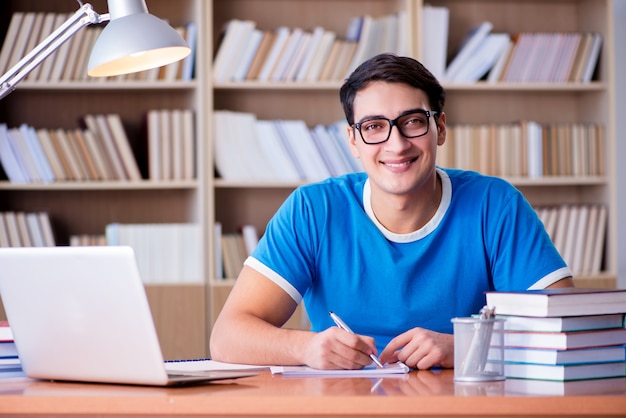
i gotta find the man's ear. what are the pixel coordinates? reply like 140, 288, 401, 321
347, 124, 361, 159
436, 112, 447, 146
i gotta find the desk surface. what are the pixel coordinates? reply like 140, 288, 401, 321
0, 370, 625, 417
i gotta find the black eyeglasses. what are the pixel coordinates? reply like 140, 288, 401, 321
352, 110, 438, 145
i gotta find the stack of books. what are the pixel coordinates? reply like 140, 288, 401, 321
0, 321, 24, 379
485, 288, 626, 387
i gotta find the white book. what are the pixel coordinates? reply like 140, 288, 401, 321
241, 224, 259, 256
5, 12, 35, 76
258, 26, 291, 82
444, 21, 493, 82
0, 124, 28, 183
106, 114, 142, 181
270, 27, 304, 81
15, 212, 32, 247
20, 124, 55, 183
254, 120, 301, 181
526, 120, 543, 178
25, 212, 45, 247
92, 115, 127, 180
181, 21, 198, 81
304, 30, 336, 82
0, 213, 10, 247
36, 128, 67, 181
580, 205, 599, 275
282, 32, 312, 81
552, 205, 570, 258
571, 205, 589, 274
146, 110, 161, 180
81, 129, 111, 181
27, 13, 57, 81
231, 29, 264, 82
295, 27, 325, 81
486, 38, 514, 83
311, 124, 352, 176
213, 111, 254, 181
344, 15, 373, 78
275, 120, 330, 181
581, 33, 603, 82
37, 212, 55, 246
328, 120, 362, 173
561, 205, 579, 269
170, 109, 184, 180
181, 109, 195, 180
421, 5, 449, 80
3, 212, 22, 247
159, 109, 172, 180
0, 12, 24, 75
7, 127, 41, 182
451, 33, 510, 83
231, 112, 278, 181
214, 222, 224, 279
38, 13, 68, 82
589, 205, 607, 273
213, 19, 254, 82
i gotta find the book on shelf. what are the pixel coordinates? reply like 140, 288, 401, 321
303, 30, 337, 82
444, 21, 493, 82
245, 30, 276, 81
253, 119, 301, 182
0, 124, 28, 183
505, 376, 626, 396
485, 288, 626, 317
448, 33, 510, 83
105, 223, 202, 284
231, 28, 264, 82
421, 4, 449, 80
0, 211, 55, 248
504, 328, 626, 350
257, 26, 291, 82
221, 233, 248, 279
504, 345, 626, 366
500, 313, 624, 333
0, 12, 25, 75
294, 26, 325, 82
504, 361, 626, 382
213, 19, 256, 82
145, 108, 196, 181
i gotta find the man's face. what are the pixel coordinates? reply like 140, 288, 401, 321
347, 81, 446, 199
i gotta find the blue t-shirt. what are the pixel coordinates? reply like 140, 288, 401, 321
246, 168, 571, 352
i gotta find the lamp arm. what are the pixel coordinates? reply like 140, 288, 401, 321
0, 2, 110, 100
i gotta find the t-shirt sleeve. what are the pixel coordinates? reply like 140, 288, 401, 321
487, 185, 572, 291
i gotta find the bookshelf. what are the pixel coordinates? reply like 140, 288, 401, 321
0, 0, 207, 360
0, 0, 618, 357
207, 0, 617, 330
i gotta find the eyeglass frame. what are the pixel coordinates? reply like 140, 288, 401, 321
351, 109, 439, 145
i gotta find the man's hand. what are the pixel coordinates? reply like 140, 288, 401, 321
302, 327, 379, 370
378, 328, 454, 369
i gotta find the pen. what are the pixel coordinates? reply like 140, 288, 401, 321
329, 311, 384, 368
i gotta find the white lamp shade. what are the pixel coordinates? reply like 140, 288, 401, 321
87, 12, 190, 77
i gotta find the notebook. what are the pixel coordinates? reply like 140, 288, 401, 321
0, 246, 257, 386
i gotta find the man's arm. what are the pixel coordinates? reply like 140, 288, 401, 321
546, 276, 575, 288
209, 265, 378, 369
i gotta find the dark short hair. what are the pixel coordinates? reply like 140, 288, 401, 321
339, 53, 446, 126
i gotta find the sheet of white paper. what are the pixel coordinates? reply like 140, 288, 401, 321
270, 361, 410, 377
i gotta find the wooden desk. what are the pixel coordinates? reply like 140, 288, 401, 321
0, 370, 625, 417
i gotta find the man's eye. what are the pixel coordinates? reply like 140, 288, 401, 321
363, 121, 385, 131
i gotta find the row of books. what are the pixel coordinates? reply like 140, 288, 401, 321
105, 223, 202, 284
442, 19, 602, 83
485, 288, 626, 385
213, 110, 361, 182
438, 122, 604, 178
0, 114, 141, 183
0, 322, 23, 381
537, 204, 607, 276
213, 12, 409, 83
0, 11, 197, 82
214, 223, 259, 280
0, 109, 197, 184
146, 109, 196, 181
0, 211, 55, 248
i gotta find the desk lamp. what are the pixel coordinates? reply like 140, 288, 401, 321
0, 0, 191, 100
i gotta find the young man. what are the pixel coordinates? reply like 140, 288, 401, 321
210, 53, 573, 370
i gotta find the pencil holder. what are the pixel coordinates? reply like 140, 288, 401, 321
451, 317, 506, 381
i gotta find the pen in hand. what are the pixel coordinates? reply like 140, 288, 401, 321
329, 311, 384, 368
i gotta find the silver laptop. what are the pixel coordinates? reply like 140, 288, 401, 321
0, 246, 256, 386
